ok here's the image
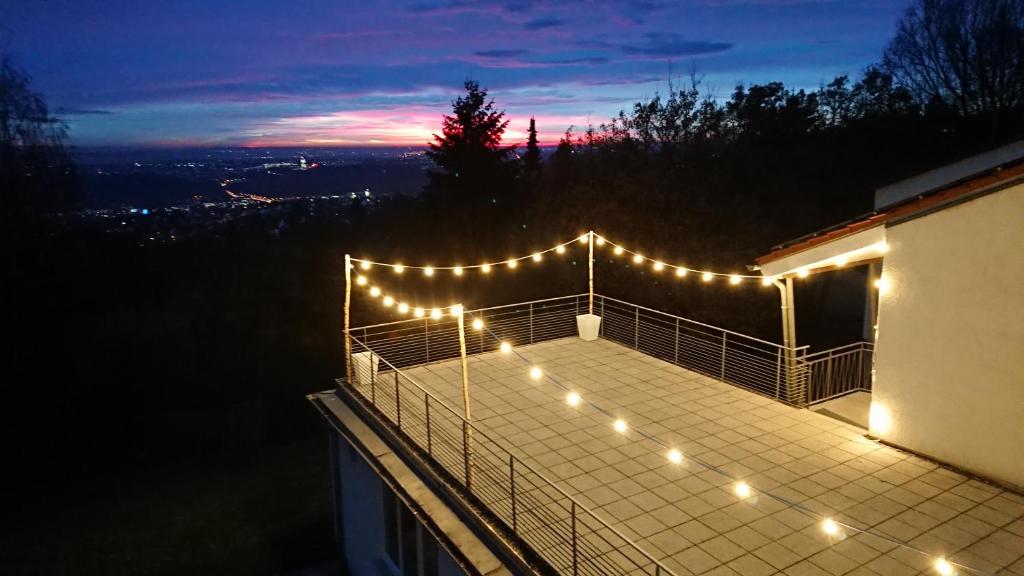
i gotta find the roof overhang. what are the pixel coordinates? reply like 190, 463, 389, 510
758, 225, 887, 278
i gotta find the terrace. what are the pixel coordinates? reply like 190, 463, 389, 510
331, 293, 1024, 576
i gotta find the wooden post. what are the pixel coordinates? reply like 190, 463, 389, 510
344, 254, 353, 385
588, 230, 594, 315
457, 308, 474, 490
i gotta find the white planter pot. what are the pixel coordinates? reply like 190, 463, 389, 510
351, 350, 379, 385
576, 314, 602, 341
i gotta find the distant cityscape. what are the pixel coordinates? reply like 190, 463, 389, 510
65, 147, 434, 244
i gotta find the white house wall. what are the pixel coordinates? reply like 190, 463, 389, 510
871, 182, 1024, 487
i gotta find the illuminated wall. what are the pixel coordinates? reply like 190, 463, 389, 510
871, 181, 1024, 487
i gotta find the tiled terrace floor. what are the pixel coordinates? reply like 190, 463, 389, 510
391, 337, 1024, 576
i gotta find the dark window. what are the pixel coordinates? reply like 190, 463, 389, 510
421, 531, 439, 576
382, 484, 399, 565
399, 504, 417, 576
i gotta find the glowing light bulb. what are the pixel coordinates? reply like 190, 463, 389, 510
529, 366, 543, 380
424, 266, 435, 277
821, 518, 840, 536
578, 234, 589, 243
834, 255, 848, 267
667, 449, 683, 464
934, 558, 954, 576
360, 261, 371, 270
398, 303, 409, 314
676, 268, 687, 277
481, 264, 491, 273
393, 264, 404, 274
356, 275, 368, 286
796, 268, 809, 278
453, 266, 463, 276
734, 482, 752, 499
653, 262, 665, 272
730, 274, 742, 285
471, 318, 483, 330
702, 272, 713, 282
877, 242, 889, 254
632, 254, 643, 264
507, 260, 517, 269
761, 276, 773, 286
450, 304, 463, 317
413, 307, 425, 318
369, 286, 381, 297
869, 403, 890, 434
430, 308, 442, 319
532, 253, 542, 262
874, 276, 891, 294
556, 245, 566, 254
613, 246, 624, 256
566, 392, 581, 407
595, 236, 605, 246
382, 296, 394, 307
613, 419, 628, 433
499, 342, 512, 354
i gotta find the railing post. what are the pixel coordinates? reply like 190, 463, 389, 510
370, 351, 376, 405
529, 302, 534, 344
825, 350, 834, 400
775, 348, 782, 400
634, 306, 639, 349
720, 332, 727, 381
599, 296, 605, 337
395, 370, 401, 429
674, 318, 680, 366
571, 501, 578, 576
462, 421, 471, 491
510, 455, 517, 534
424, 319, 430, 363
425, 393, 432, 456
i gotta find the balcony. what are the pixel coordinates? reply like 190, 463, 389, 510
336, 294, 1024, 576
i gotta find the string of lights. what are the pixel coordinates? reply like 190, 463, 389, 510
351, 231, 781, 286
353, 272, 466, 320
458, 310, 986, 576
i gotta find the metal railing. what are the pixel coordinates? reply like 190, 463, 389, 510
346, 331, 677, 576
595, 295, 810, 406
804, 341, 874, 404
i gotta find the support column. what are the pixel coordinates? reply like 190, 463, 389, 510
773, 276, 799, 403
588, 230, 595, 314
457, 308, 474, 490
344, 254, 353, 385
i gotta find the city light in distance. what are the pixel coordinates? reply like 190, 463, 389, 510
450, 304, 463, 316
566, 391, 581, 407
734, 482, 752, 499
530, 366, 543, 380
453, 266, 463, 276
356, 275, 368, 286
471, 318, 483, 330
613, 419, 627, 433
414, 307, 425, 318
821, 518, 840, 536
702, 272, 713, 282
424, 266, 434, 277
934, 558, 954, 576
369, 286, 381, 297
430, 308, 442, 319
499, 342, 512, 354
729, 274, 742, 285
532, 253, 542, 262
667, 448, 683, 464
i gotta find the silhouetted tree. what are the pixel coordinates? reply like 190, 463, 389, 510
425, 81, 518, 244
523, 116, 541, 175
883, 0, 1024, 118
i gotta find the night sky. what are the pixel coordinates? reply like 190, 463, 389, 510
7, 0, 909, 148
